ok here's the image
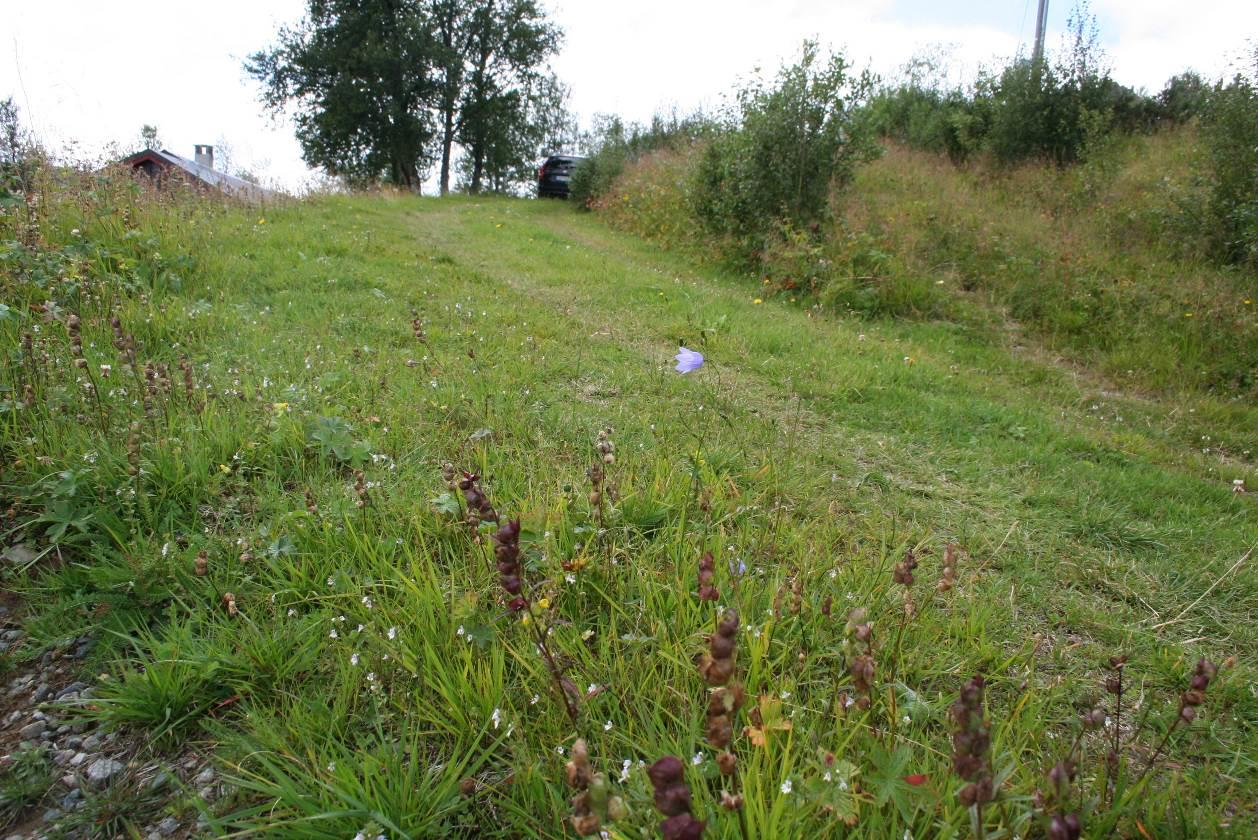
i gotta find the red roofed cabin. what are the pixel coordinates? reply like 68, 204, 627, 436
120, 145, 274, 202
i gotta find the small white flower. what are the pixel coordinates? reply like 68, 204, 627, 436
530, 694, 540, 705
780, 690, 791, 700
603, 720, 613, 731
456, 625, 465, 637
327, 576, 335, 587
565, 574, 576, 584
491, 708, 501, 729
287, 608, 296, 617
823, 771, 832, 782
361, 595, 374, 609
587, 683, 598, 695
780, 779, 793, 794
901, 715, 910, 725
329, 628, 338, 639
839, 779, 848, 791
619, 759, 632, 782
387, 626, 397, 640
356, 623, 364, 633
327, 762, 336, 772
353, 833, 366, 840
350, 653, 360, 666
692, 751, 704, 766
366, 672, 376, 682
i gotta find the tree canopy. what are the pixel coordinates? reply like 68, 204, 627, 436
247, 0, 564, 193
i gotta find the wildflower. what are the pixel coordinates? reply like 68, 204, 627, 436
327, 576, 335, 587
951, 675, 995, 810
753, 298, 763, 305
697, 551, 719, 601
287, 608, 297, 617
491, 708, 501, 729
648, 756, 705, 838
844, 609, 875, 710
387, 626, 397, 640
780, 779, 793, 794
674, 347, 704, 374
938, 543, 958, 592
565, 739, 626, 836
329, 629, 338, 639
493, 519, 526, 611
604, 720, 613, 731
350, 652, 360, 666
361, 594, 374, 609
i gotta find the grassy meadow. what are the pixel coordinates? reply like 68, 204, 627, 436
0, 166, 1255, 838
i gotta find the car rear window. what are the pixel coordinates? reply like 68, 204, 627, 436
545, 157, 582, 172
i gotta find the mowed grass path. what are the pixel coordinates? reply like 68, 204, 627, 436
14, 192, 1255, 836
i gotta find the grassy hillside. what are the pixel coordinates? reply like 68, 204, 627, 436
592, 128, 1258, 399
1, 175, 1255, 838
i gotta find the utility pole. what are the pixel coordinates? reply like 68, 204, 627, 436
1032, 0, 1049, 69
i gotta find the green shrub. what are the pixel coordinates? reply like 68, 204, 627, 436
690, 42, 876, 252
864, 5, 1160, 167
570, 112, 715, 208
1200, 52, 1258, 266
1157, 71, 1211, 123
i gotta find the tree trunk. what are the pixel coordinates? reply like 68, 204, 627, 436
439, 105, 455, 195
470, 147, 484, 194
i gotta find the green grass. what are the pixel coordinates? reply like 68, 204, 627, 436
1, 173, 1256, 838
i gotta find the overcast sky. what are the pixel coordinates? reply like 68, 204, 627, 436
3, 1, 1255, 191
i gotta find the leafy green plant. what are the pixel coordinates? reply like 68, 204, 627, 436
691, 41, 876, 252
1199, 50, 1258, 267
306, 415, 372, 468
0, 746, 53, 825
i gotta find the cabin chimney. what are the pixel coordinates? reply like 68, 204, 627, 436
194, 144, 214, 170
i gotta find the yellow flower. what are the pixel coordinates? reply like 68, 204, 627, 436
257, 218, 266, 225
521, 614, 532, 626
272, 402, 290, 413
218, 464, 232, 474
753, 298, 763, 305
1245, 299, 1252, 305
536, 597, 552, 610
1184, 312, 1193, 318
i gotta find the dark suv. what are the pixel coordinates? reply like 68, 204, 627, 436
537, 154, 584, 198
